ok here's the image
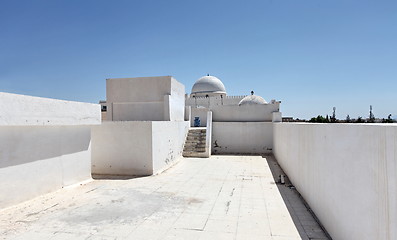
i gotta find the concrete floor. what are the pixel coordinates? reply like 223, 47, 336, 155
0, 156, 329, 240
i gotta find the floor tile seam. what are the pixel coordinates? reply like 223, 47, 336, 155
153, 209, 187, 240
174, 172, 215, 215
258, 171, 277, 237
129, 160, 219, 238
234, 167, 246, 239
151, 160, 210, 194
125, 203, 182, 238
202, 166, 233, 232
189, 173, 216, 204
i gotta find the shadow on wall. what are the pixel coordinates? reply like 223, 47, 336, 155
0, 126, 91, 169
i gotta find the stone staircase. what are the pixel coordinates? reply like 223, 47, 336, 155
183, 128, 207, 157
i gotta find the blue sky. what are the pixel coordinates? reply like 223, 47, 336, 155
1, 0, 396, 119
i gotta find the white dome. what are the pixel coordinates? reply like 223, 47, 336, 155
191, 75, 226, 96
239, 95, 267, 106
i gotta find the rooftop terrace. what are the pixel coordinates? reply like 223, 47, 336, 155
0, 156, 328, 240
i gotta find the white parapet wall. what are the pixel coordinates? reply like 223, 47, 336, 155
191, 107, 209, 127
0, 92, 100, 126
212, 122, 274, 154
273, 123, 397, 240
91, 122, 153, 176
0, 92, 100, 209
152, 121, 190, 173
211, 103, 279, 122
92, 121, 189, 176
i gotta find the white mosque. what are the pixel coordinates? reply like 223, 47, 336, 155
185, 74, 281, 125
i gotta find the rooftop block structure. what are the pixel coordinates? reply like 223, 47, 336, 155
106, 76, 185, 121
92, 76, 190, 177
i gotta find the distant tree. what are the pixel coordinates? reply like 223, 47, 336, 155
346, 115, 351, 123
382, 114, 394, 123
325, 115, 330, 123
368, 105, 375, 123
356, 116, 364, 123
309, 115, 328, 123
331, 107, 336, 123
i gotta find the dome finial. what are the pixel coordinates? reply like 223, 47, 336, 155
251, 91, 254, 95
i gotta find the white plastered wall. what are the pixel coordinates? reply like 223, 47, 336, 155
0, 92, 100, 126
91, 122, 153, 176
273, 123, 397, 240
211, 103, 279, 122
168, 78, 185, 121
91, 121, 189, 176
0, 126, 92, 209
212, 122, 273, 154
191, 107, 209, 127
185, 95, 246, 108
112, 102, 164, 121
151, 121, 189, 174
107, 77, 171, 103
106, 76, 185, 121
0, 93, 100, 209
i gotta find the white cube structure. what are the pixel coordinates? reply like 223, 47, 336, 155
92, 76, 190, 177
106, 76, 185, 121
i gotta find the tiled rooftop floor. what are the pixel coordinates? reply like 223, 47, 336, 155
0, 156, 329, 240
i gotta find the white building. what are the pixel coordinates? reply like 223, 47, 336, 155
185, 75, 282, 155
186, 75, 281, 123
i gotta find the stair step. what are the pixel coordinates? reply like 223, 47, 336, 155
188, 130, 206, 133
189, 129, 206, 133
183, 150, 207, 156
187, 137, 206, 140
184, 144, 206, 148
185, 140, 206, 144
184, 149, 206, 153
183, 128, 208, 157
184, 148, 206, 151
186, 140, 205, 143
187, 133, 206, 137
187, 136, 203, 139
188, 133, 205, 137
184, 145, 205, 149
183, 151, 206, 155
